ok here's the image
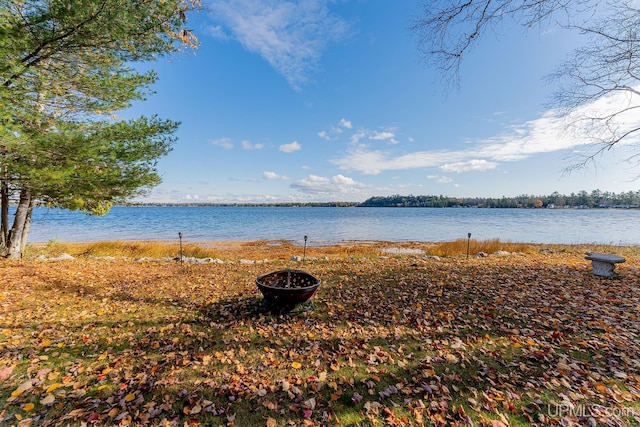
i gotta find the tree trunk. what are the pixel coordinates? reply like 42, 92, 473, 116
0, 177, 8, 249
6, 188, 31, 259
20, 200, 34, 255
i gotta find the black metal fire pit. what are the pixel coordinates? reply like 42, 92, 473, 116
256, 269, 321, 307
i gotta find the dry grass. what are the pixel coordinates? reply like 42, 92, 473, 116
24, 238, 545, 261
427, 238, 534, 257
26, 240, 197, 259
25, 239, 385, 261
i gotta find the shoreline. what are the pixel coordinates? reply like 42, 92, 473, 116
27, 237, 640, 246
23, 238, 640, 261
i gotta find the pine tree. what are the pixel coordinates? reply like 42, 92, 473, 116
0, 0, 200, 258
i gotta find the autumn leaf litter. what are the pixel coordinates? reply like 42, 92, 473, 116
0, 245, 639, 426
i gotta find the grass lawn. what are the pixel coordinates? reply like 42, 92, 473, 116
0, 240, 639, 426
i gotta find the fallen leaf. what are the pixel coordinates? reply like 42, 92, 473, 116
40, 394, 55, 406
46, 383, 61, 393
0, 366, 14, 380
11, 380, 33, 398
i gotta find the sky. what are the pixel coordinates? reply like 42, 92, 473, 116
127, 0, 640, 203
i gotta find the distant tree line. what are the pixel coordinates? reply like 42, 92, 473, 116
129, 190, 640, 208
359, 190, 640, 209
127, 201, 360, 207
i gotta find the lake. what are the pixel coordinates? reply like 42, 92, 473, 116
20, 205, 640, 245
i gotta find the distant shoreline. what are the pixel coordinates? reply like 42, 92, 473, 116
123, 203, 640, 209
5, 190, 636, 209
125, 190, 640, 209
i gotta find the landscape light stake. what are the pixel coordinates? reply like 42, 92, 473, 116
303, 235, 308, 263
467, 232, 471, 259
178, 232, 183, 267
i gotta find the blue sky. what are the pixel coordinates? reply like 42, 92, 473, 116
129, 0, 640, 203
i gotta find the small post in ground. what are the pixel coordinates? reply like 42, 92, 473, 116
178, 232, 183, 267
467, 232, 471, 259
303, 235, 308, 263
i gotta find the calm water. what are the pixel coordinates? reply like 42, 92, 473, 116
18, 206, 640, 245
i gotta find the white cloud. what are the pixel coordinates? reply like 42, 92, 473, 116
207, 25, 229, 40
279, 141, 302, 153
333, 148, 463, 175
332, 174, 359, 186
242, 140, 264, 150
208, 0, 350, 89
319, 118, 354, 140
291, 175, 329, 193
332, 88, 640, 174
210, 137, 234, 149
440, 160, 498, 173
341, 128, 400, 147
291, 174, 366, 195
263, 171, 289, 180
370, 130, 398, 144
427, 174, 453, 184
370, 131, 395, 141
339, 118, 352, 129
350, 131, 367, 145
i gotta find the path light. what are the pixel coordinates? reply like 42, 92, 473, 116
303, 235, 308, 263
178, 232, 183, 266
467, 232, 471, 259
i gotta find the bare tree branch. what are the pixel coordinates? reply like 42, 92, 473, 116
411, 0, 584, 85
413, 0, 640, 171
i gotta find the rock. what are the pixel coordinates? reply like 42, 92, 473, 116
90, 256, 116, 261
476, 252, 488, 258
290, 256, 303, 262
383, 248, 424, 255
173, 256, 216, 264
238, 259, 255, 265
49, 253, 74, 261
493, 251, 510, 256
136, 257, 165, 262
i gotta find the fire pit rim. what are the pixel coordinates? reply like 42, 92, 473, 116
255, 269, 321, 305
